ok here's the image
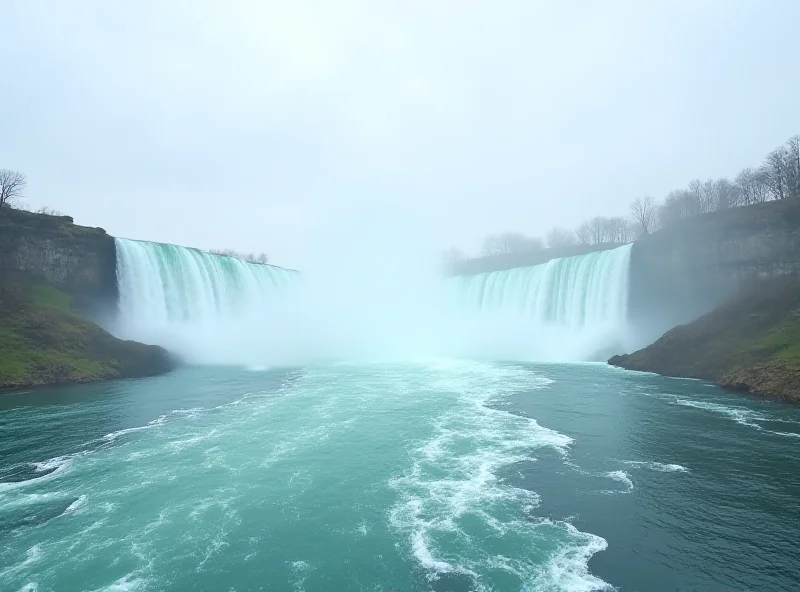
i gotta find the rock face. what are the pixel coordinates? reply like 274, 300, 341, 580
0, 274, 174, 390
628, 199, 800, 343
610, 276, 800, 402
0, 208, 117, 319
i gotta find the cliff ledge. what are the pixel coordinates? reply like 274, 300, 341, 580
0, 274, 174, 390
610, 275, 800, 402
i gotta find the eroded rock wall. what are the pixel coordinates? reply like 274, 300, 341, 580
0, 209, 117, 317
628, 199, 800, 343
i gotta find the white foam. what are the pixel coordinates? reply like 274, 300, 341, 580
622, 461, 689, 473
64, 495, 87, 515
0, 546, 43, 581
529, 523, 613, 592
767, 430, 800, 439
17, 584, 38, 592
102, 415, 167, 443
412, 531, 455, 574
91, 574, 147, 592
0, 456, 76, 493
605, 470, 633, 492
289, 560, 313, 592
672, 399, 765, 428
388, 361, 607, 589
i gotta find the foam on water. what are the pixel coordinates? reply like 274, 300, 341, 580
388, 361, 609, 590
672, 398, 766, 428
528, 522, 613, 592
622, 461, 689, 473
604, 471, 634, 492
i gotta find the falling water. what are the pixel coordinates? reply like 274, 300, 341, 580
451, 244, 632, 328
114, 238, 296, 349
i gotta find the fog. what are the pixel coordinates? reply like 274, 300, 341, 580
111, 227, 636, 366
3, 1, 799, 269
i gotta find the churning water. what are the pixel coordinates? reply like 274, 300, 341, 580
2, 240, 798, 591
2, 364, 799, 591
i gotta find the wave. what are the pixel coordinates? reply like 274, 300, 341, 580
673, 398, 765, 428
604, 470, 634, 493
622, 461, 689, 473
388, 362, 609, 591
528, 522, 613, 592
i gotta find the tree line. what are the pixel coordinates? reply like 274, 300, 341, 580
210, 249, 269, 265
461, 133, 800, 259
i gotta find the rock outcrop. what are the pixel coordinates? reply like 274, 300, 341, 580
0, 208, 117, 319
628, 199, 800, 342
610, 275, 800, 402
0, 274, 174, 390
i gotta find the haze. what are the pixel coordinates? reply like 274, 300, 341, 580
2, 0, 799, 269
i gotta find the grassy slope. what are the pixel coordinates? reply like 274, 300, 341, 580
609, 276, 800, 401
0, 275, 173, 389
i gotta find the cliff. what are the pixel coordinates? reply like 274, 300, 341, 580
0, 208, 117, 318
610, 276, 800, 402
628, 199, 800, 343
0, 273, 174, 390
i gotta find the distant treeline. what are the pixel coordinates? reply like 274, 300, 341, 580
210, 249, 269, 265
448, 133, 800, 263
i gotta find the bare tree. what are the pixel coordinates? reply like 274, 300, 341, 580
763, 148, 789, 200
785, 135, 800, 199
575, 217, 625, 245
576, 218, 604, 245
688, 178, 722, 213
481, 232, 542, 256
604, 216, 636, 243
575, 221, 592, 245
734, 168, 770, 205
546, 227, 577, 249
211, 248, 269, 264
713, 178, 737, 210
630, 195, 658, 235
659, 189, 701, 225
0, 170, 26, 215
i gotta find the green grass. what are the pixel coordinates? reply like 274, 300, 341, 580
614, 276, 800, 386
747, 323, 800, 369
29, 282, 75, 312
0, 275, 171, 389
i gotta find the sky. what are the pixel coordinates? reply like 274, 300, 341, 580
2, 0, 799, 269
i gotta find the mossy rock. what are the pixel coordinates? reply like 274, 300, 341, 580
610, 275, 800, 402
0, 274, 174, 390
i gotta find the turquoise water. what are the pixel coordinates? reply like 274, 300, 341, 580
2, 363, 799, 591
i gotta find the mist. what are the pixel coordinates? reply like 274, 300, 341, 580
111, 218, 637, 366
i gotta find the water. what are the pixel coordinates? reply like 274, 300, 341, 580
2, 363, 798, 591
5, 242, 796, 590
114, 241, 635, 365
450, 246, 631, 330
114, 238, 297, 350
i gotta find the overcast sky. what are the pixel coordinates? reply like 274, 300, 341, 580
2, 0, 799, 268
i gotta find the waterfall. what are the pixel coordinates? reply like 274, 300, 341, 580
113, 238, 632, 364
451, 244, 632, 329
114, 238, 296, 345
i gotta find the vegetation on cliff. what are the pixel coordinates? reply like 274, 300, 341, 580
610, 276, 800, 401
0, 274, 174, 390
